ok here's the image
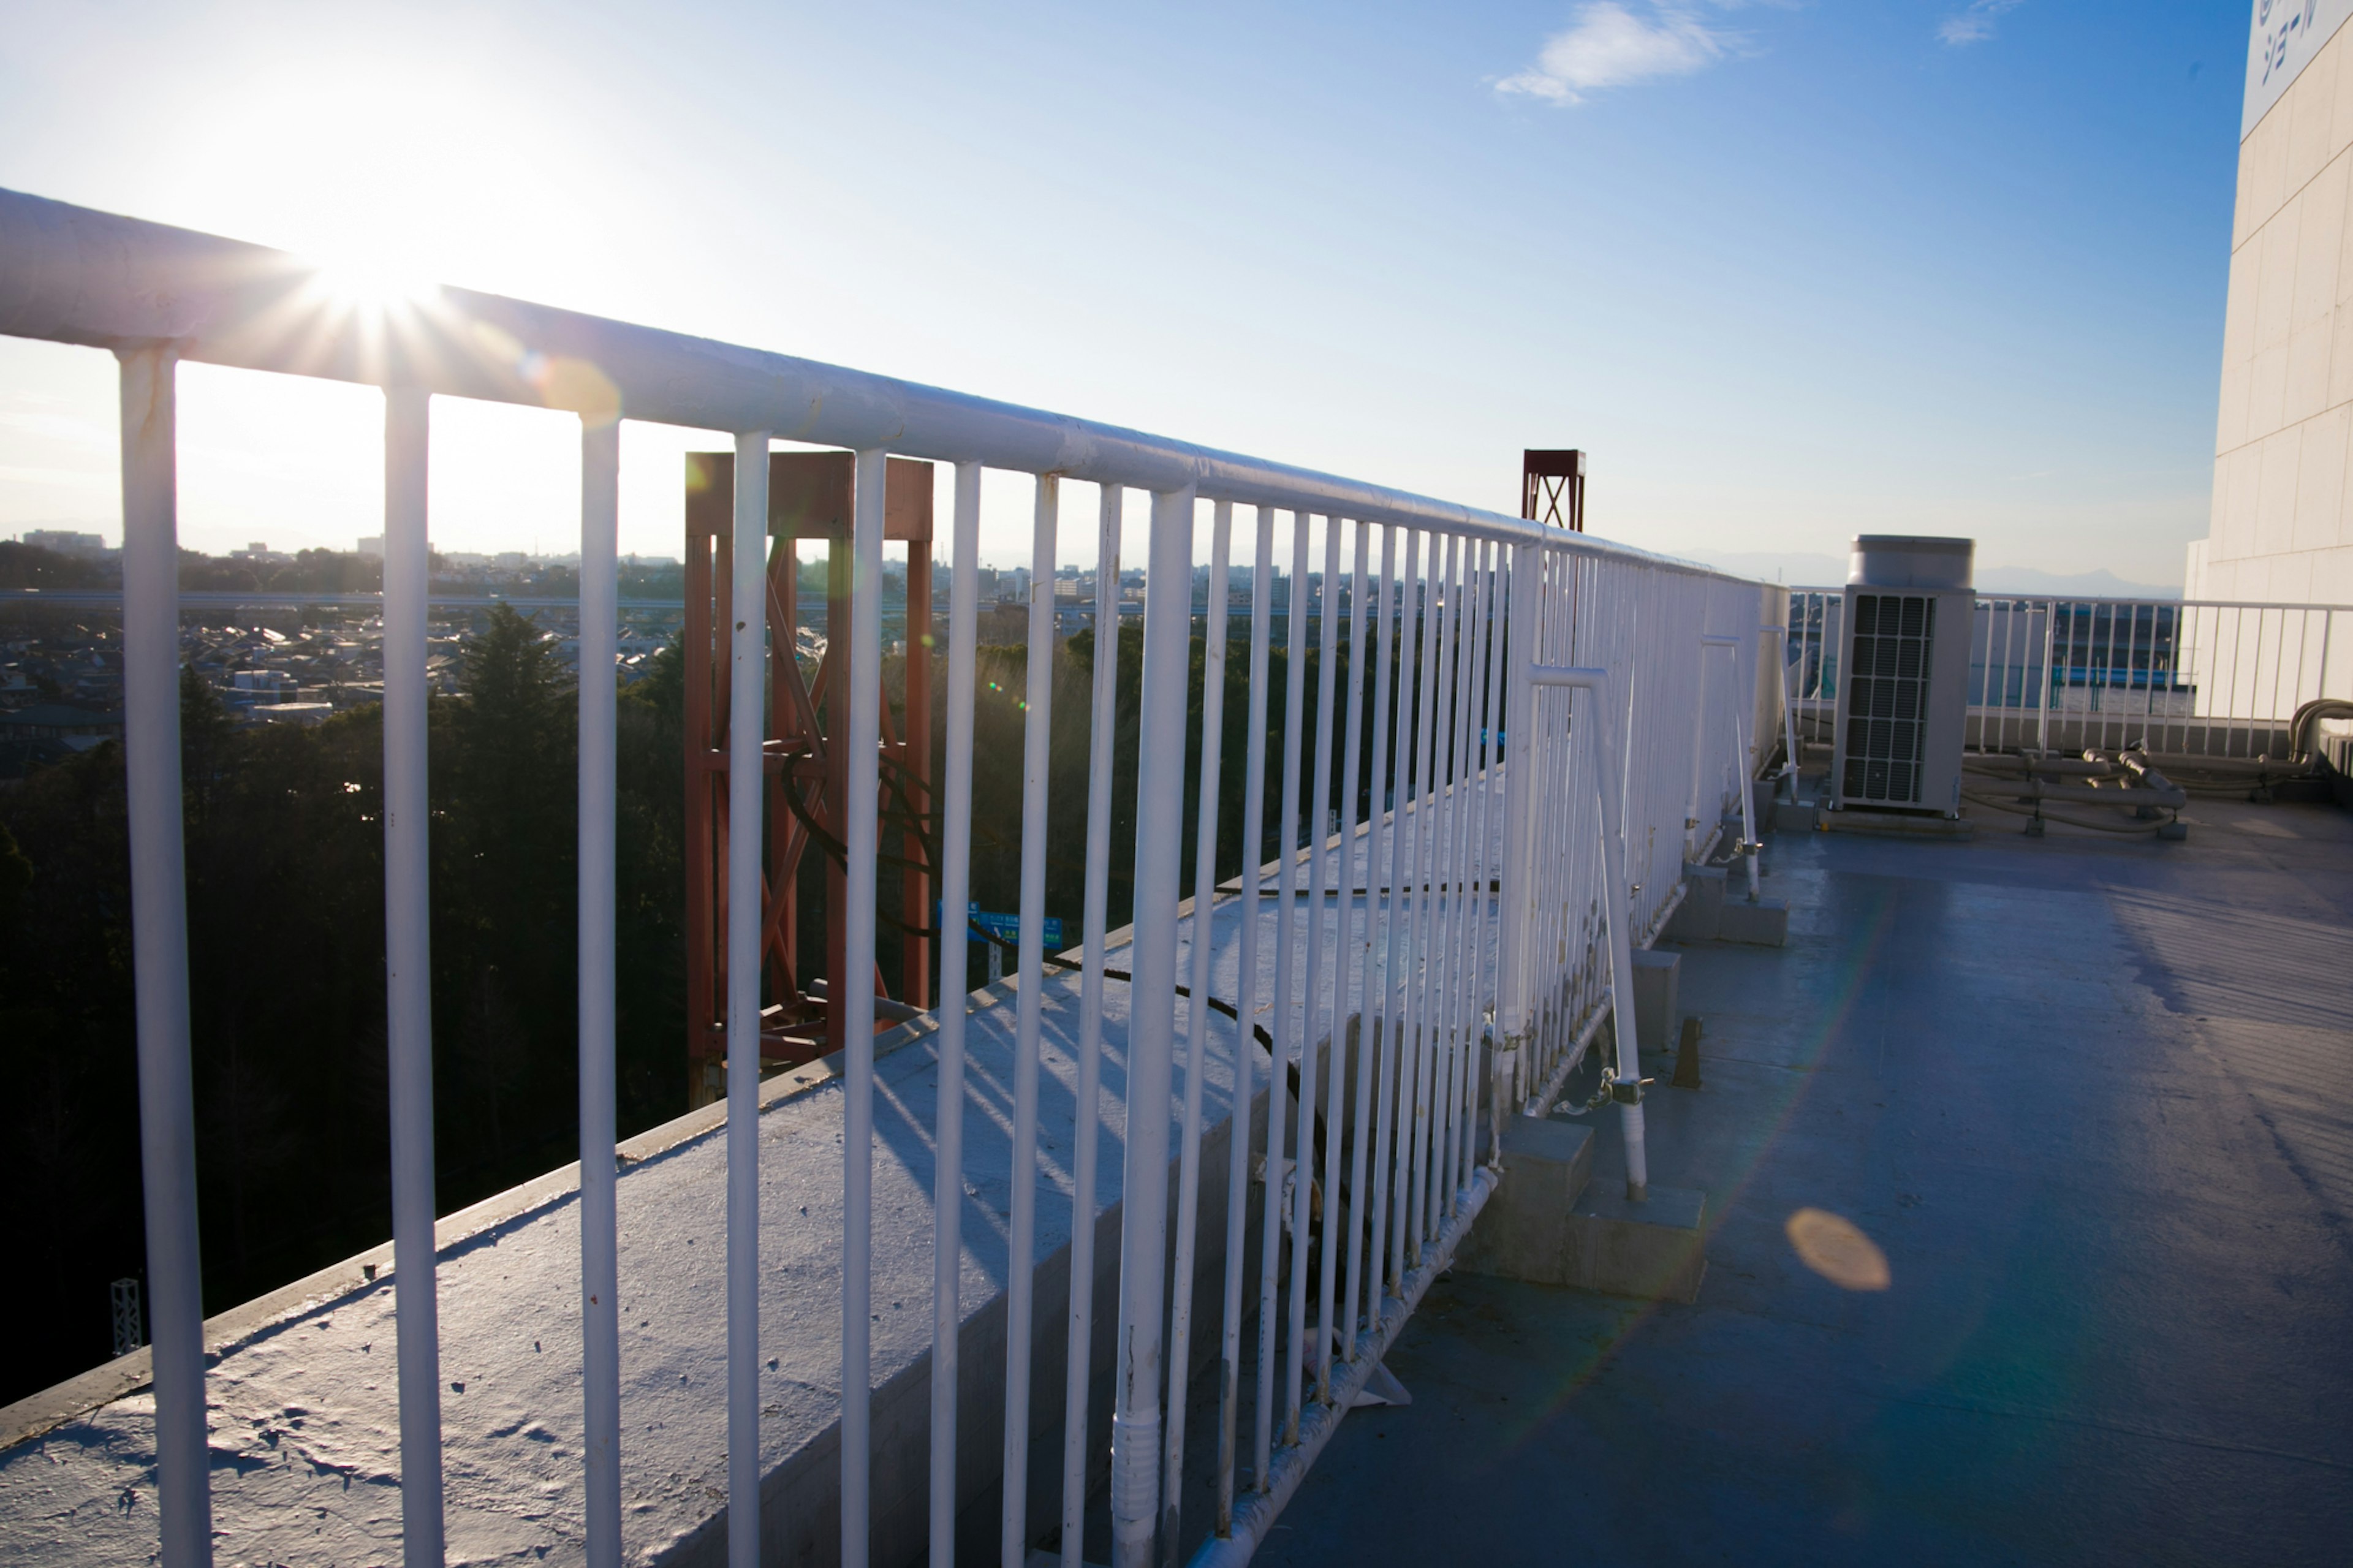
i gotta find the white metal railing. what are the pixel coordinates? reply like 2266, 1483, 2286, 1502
0, 186, 1778, 1568
1786, 587, 2353, 762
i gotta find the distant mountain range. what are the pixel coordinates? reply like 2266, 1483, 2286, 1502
1688, 550, 2180, 599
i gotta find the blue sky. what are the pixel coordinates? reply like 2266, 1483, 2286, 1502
0, 1, 2249, 585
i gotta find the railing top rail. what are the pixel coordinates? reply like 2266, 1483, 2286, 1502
0, 186, 1745, 580
1788, 583, 2353, 613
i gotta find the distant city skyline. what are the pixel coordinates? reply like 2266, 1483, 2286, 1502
0, 2, 2248, 586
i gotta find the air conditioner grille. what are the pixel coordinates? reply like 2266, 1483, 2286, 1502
1843, 593, 1934, 804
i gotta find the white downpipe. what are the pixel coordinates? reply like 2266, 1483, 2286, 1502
1300, 514, 1343, 1404
384, 384, 446, 1568
1343, 524, 1398, 1343
1109, 487, 1197, 1568
930, 463, 982, 1568
118, 346, 213, 1568
1368, 530, 1420, 1324
1264, 510, 1309, 1451
1063, 483, 1123, 1568
1230, 505, 1277, 1517
577, 414, 623, 1568
1000, 475, 1059, 1567
724, 431, 770, 1568
1319, 520, 1368, 1371
1159, 499, 1232, 1565
839, 446, 888, 1568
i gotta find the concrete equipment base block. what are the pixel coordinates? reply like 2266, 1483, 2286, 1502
1456, 1118, 1595, 1286
1569, 1183, 1708, 1304
1717, 896, 1789, 947
1773, 798, 1820, 834
1665, 862, 1726, 942
1631, 949, 1680, 1054
1821, 807, 1974, 840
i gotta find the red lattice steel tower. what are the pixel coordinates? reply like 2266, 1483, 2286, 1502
681, 451, 934, 1108
1523, 449, 1586, 531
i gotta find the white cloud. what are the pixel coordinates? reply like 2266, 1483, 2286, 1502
1496, 3, 1729, 106
1939, 0, 2025, 46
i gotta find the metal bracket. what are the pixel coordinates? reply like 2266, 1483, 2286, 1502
1609, 1076, 1654, 1106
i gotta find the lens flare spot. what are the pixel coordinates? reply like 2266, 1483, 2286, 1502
1786, 1207, 1889, 1291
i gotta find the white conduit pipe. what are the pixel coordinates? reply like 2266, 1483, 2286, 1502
1185, 1167, 1497, 1568
1158, 498, 1232, 1567
1424, 546, 1466, 1224
1062, 483, 1124, 1568
118, 346, 212, 1568
1264, 511, 1309, 1452
385, 385, 446, 1568
1225, 506, 1276, 1522
999, 475, 1059, 1567
724, 430, 769, 1568
577, 414, 623, 1568
1298, 516, 1343, 1406
1395, 540, 1446, 1276
839, 445, 889, 1567
1319, 520, 1369, 1376
1343, 525, 1399, 1343
1467, 547, 1510, 1176
928, 463, 982, 1568
1109, 487, 1197, 1568
1367, 529, 1421, 1311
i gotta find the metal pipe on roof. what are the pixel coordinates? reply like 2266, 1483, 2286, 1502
117, 344, 213, 1568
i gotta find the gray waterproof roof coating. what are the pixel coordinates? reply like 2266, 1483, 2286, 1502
0, 791, 1518, 1567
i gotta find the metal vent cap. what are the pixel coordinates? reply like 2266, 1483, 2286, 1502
1848, 535, 1973, 591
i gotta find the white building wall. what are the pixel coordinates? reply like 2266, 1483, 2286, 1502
2194, 10, 2353, 605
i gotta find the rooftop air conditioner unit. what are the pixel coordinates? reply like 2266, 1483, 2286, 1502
1829, 536, 1974, 819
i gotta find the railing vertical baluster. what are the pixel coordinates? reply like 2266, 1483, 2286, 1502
841, 445, 889, 1568
118, 344, 212, 1568
1427, 543, 1471, 1217
1346, 525, 1393, 1328
1413, 536, 1464, 1249
1001, 474, 1059, 1567
1300, 515, 1342, 1405
932, 462, 983, 1568
1159, 496, 1233, 1563
383, 383, 446, 1568
1266, 510, 1310, 1449
1493, 541, 1537, 1095
1373, 530, 1422, 1299
578, 413, 623, 1568
1063, 482, 1124, 1568
1467, 542, 1508, 1178
2037, 599, 2056, 754
1234, 506, 1278, 1509
1108, 486, 1198, 1568
1436, 540, 1481, 1215
1324, 520, 1369, 1360
1395, 537, 1444, 1276
725, 430, 770, 1568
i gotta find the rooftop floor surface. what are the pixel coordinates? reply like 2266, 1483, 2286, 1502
1260, 793, 2353, 1568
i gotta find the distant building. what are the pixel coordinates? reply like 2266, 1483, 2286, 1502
2188, 7, 2353, 602
0, 703, 123, 750
358, 536, 384, 560
21, 529, 108, 558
